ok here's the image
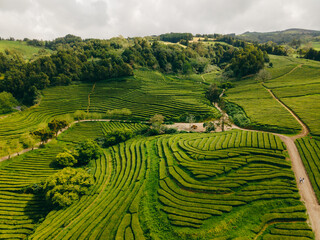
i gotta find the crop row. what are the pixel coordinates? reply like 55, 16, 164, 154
155, 133, 306, 232
31, 135, 148, 239
296, 137, 320, 202
186, 131, 285, 151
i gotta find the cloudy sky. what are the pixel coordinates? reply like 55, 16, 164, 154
0, 0, 319, 40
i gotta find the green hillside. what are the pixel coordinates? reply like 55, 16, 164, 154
0, 33, 319, 239
238, 28, 320, 44
0, 40, 52, 60
225, 55, 320, 136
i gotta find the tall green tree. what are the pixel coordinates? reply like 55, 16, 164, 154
205, 84, 222, 103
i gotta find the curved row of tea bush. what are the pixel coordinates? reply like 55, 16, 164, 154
154, 131, 312, 239
296, 137, 320, 202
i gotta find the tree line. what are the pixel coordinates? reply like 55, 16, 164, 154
0, 34, 271, 108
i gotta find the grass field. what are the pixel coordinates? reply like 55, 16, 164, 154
264, 57, 320, 136
225, 55, 320, 135
301, 41, 320, 51
225, 77, 301, 133
0, 40, 52, 60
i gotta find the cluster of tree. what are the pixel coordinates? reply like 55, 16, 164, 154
54, 140, 102, 167
195, 33, 221, 38
215, 36, 248, 48
205, 84, 223, 103
227, 45, 266, 78
122, 38, 198, 73
0, 48, 132, 105
32, 119, 68, 143
103, 129, 134, 147
159, 33, 193, 43
42, 167, 94, 208
304, 48, 320, 61
259, 42, 288, 56
216, 35, 287, 57
289, 39, 302, 49
0, 91, 18, 114
26, 139, 100, 208
105, 108, 132, 119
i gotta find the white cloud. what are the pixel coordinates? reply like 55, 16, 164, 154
0, 0, 319, 39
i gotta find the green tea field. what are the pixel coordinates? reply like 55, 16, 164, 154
0, 69, 219, 158
0, 121, 313, 239
225, 55, 320, 136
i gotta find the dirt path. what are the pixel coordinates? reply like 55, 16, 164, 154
262, 84, 320, 239
271, 64, 303, 80
87, 83, 96, 113
263, 86, 309, 138
278, 135, 320, 239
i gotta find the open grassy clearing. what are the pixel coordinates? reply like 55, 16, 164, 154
266, 55, 302, 79
301, 41, 320, 51
0, 40, 52, 60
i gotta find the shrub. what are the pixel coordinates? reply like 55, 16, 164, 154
164, 127, 178, 134
224, 102, 251, 127
48, 119, 68, 135
42, 167, 94, 208
203, 122, 215, 132
104, 129, 134, 147
75, 140, 102, 165
105, 108, 132, 119
55, 152, 77, 167
32, 128, 54, 143
145, 128, 160, 136
0, 91, 18, 114
74, 110, 87, 120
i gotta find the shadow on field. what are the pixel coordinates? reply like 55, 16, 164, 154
24, 193, 52, 224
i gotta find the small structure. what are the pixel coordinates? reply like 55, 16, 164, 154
191, 125, 198, 130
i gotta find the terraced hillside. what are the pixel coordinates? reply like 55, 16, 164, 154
0, 122, 146, 239
89, 69, 218, 120
153, 132, 312, 239
0, 121, 310, 239
0, 69, 218, 158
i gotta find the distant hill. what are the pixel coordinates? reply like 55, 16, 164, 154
238, 28, 320, 44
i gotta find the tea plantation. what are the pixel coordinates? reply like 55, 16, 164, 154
225, 55, 320, 135
0, 69, 218, 158
0, 122, 313, 239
